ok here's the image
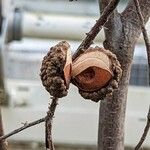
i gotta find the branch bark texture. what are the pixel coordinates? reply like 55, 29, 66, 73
45, 97, 58, 150
0, 117, 46, 141
98, 0, 150, 149
133, 0, 150, 85
72, 0, 120, 60
0, 110, 7, 150
0, 58, 7, 149
133, 0, 150, 148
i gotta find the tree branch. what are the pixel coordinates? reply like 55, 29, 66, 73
72, 0, 120, 60
0, 117, 46, 141
134, 107, 150, 150
133, 0, 150, 149
0, 110, 7, 150
122, 0, 150, 27
0, 97, 59, 150
133, 0, 150, 85
45, 97, 58, 150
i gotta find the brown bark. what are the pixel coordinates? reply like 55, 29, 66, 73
98, 0, 150, 149
0, 110, 7, 150
72, 0, 120, 60
0, 65, 8, 149
0, 50, 7, 149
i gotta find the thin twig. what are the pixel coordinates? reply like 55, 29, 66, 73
45, 97, 58, 150
0, 117, 46, 141
134, 0, 150, 149
134, 107, 150, 150
72, 0, 120, 60
0, 96, 58, 150
134, 0, 150, 85
0, 109, 8, 150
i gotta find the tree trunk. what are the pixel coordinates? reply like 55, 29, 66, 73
98, 0, 150, 149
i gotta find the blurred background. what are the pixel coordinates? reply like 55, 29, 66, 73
0, 0, 150, 149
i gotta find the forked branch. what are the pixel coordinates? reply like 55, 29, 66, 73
0, 97, 59, 150
0, 117, 46, 141
73, 0, 120, 60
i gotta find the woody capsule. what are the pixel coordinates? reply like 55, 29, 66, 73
40, 41, 122, 102
71, 47, 122, 102
40, 41, 72, 98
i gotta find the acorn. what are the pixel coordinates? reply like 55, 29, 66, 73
40, 41, 72, 98
72, 47, 122, 102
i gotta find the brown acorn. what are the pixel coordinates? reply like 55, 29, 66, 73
40, 41, 72, 98
72, 47, 122, 102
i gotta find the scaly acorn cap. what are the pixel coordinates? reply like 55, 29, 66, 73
40, 41, 72, 98
72, 47, 122, 102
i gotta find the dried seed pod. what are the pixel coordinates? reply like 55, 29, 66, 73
40, 41, 72, 98
72, 47, 122, 102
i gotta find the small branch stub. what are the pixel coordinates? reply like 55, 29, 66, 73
40, 41, 72, 98
72, 47, 122, 102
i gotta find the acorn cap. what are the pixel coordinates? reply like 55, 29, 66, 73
40, 41, 72, 98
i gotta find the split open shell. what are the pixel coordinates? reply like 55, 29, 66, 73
72, 48, 113, 92
72, 47, 122, 102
